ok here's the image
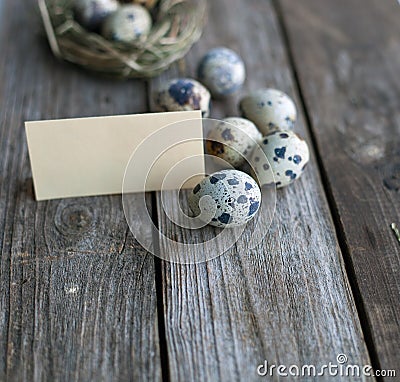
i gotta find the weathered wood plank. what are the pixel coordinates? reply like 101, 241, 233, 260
153, 0, 372, 380
0, 1, 161, 381
278, 0, 400, 375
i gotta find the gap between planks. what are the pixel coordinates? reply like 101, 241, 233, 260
272, 0, 384, 376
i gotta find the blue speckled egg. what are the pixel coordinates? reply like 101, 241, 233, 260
198, 47, 246, 98
240, 88, 297, 135
74, 0, 119, 31
152, 78, 211, 117
250, 130, 309, 188
188, 169, 261, 228
206, 117, 262, 168
102, 4, 152, 42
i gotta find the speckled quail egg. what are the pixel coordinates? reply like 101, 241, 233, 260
102, 4, 152, 42
152, 78, 211, 117
240, 88, 297, 135
197, 47, 246, 98
206, 117, 262, 168
188, 169, 261, 228
250, 130, 309, 188
74, 0, 119, 31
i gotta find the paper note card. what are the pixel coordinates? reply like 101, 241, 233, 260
25, 111, 204, 201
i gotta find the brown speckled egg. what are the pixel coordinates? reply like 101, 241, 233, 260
152, 78, 211, 117
206, 117, 262, 168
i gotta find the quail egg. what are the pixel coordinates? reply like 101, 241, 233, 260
198, 47, 246, 98
206, 117, 262, 168
74, 0, 119, 31
102, 4, 152, 42
188, 169, 261, 228
240, 88, 297, 135
250, 130, 309, 188
152, 78, 211, 117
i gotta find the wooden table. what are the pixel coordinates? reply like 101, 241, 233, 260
1, 0, 399, 381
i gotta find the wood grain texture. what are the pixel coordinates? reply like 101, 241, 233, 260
152, 0, 373, 380
279, 0, 400, 375
0, 1, 161, 381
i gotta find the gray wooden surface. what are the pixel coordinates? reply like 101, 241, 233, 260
154, 0, 372, 380
279, 0, 400, 375
0, 0, 398, 381
0, 2, 161, 381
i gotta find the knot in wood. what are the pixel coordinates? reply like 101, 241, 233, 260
55, 203, 94, 234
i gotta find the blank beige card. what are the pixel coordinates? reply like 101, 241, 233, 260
25, 111, 204, 201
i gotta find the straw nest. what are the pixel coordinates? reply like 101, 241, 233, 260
38, 0, 207, 78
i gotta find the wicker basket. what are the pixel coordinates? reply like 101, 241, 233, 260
38, 0, 207, 78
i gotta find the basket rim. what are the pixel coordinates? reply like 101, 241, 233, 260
38, 0, 208, 78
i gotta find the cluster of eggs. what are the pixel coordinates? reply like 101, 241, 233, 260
152, 47, 246, 115
152, 48, 310, 229
73, 0, 156, 43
